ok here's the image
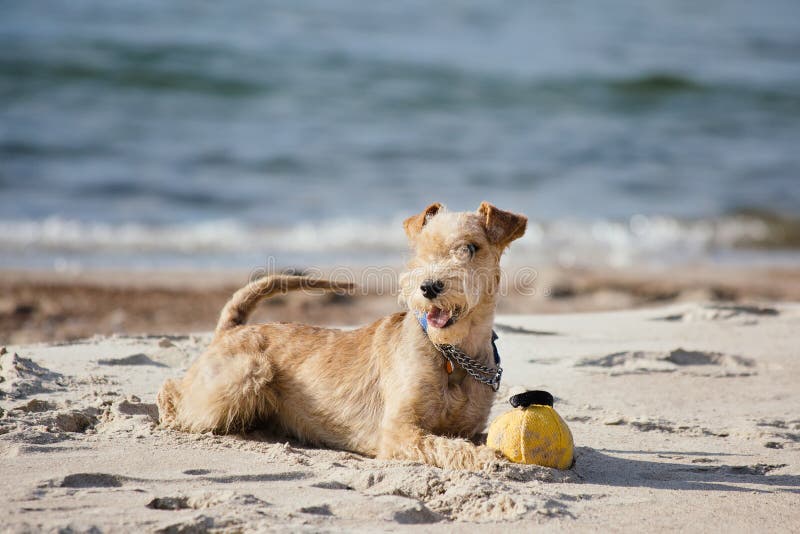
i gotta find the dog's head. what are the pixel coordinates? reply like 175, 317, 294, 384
398, 202, 527, 345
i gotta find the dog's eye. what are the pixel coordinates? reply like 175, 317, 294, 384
455, 243, 478, 260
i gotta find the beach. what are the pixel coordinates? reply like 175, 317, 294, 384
1, 274, 799, 531
3, 0, 800, 531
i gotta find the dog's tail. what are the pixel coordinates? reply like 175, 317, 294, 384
215, 274, 354, 334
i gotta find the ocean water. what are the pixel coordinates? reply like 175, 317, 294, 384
1, 0, 799, 269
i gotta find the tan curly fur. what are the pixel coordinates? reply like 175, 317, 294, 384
157, 202, 527, 471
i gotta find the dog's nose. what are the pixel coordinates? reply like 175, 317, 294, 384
420, 280, 445, 300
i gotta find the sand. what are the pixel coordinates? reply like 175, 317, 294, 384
1, 302, 799, 532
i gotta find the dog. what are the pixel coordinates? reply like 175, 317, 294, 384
157, 202, 527, 471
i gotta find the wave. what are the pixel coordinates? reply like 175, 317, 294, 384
1, 213, 798, 269
4, 37, 799, 113
0, 217, 408, 254
0, 56, 262, 97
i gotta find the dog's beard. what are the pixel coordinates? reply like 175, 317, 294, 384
399, 271, 481, 345
401, 291, 468, 324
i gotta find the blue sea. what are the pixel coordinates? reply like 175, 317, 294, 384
1, 1, 799, 270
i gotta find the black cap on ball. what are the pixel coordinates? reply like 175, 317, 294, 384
509, 390, 554, 408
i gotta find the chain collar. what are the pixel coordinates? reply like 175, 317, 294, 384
434, 343, 503, 391
415, 312, 503, 391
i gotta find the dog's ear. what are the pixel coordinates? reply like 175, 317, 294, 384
403, 202, 443, 240
478, 202, 527, 248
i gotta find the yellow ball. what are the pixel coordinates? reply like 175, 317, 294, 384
487, 392, 574, 469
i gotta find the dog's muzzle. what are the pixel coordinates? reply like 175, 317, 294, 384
424, 306, 463, 328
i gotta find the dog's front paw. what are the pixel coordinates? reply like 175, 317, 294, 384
477, 445, 507, 472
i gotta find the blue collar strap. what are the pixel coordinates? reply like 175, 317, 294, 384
415, 311, 502, 390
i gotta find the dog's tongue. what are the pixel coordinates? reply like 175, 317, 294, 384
426, 307, 451, 329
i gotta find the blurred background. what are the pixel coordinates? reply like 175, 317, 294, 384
1, 0, 799, 342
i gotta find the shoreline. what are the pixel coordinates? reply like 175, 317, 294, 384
2, 265, 800, 345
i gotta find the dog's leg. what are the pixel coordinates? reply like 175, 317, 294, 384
158, 349, 278, 434
377, 424, 502, 471
156, 378, 181, 428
